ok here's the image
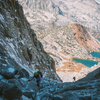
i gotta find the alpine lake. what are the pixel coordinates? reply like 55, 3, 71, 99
73, 38, 100, 67
73, 58, 98, 67
97, 38, 100, 41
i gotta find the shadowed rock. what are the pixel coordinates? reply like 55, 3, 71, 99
0, 64, 17, 79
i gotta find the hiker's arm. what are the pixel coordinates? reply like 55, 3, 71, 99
28, 76, 34, 81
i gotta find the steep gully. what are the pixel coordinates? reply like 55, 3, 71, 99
18, 0, 100, 82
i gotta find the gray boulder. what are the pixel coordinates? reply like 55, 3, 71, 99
53, 92, 80, 100
22, 91, 36, 99
0, 64, 17, 79
52, 95, 63, 100
1, 82, 22, 99
19, 78, 36, 98
62, 92, 80, 100
15, 68, 29, 79
36, 92, 52, 100
8, 79, 22, 89
19, 77, 29, 87
63, 93, 80, 100
20, 95, 32, 100
21, 81, 38, 99
26, 81, 38, 92
3, 85, 22, 99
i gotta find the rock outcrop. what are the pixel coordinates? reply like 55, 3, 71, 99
0, 0, 61, 82
0, 64, 38, 99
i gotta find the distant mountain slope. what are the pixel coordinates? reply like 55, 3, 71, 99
18, 0, 100, 82
19, 0, 100, 31
69, 24, 100, 52
35, 23, 100, 82
35, 24, 100, 69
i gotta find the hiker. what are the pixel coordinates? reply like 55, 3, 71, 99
28, 71, 42, 87
73, 77, 76, 81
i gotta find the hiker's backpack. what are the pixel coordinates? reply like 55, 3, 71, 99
37, 71, 43, 78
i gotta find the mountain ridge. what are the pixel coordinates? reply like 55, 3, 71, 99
19, 0, 100, 31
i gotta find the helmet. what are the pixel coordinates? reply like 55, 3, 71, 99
34, 72, 38, 76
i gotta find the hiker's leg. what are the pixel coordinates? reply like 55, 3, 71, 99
37, 82, 40, 87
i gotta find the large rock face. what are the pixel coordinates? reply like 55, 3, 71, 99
19, 0, 100, 31
0, 0, 61, 81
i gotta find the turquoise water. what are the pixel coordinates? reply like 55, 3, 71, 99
73, 58, 98, 67
97, 38, 100, 41
90, 52, 100, 58
72, 38, 100, 67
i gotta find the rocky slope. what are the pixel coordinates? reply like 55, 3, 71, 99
0, 62, 100, 99
69, 23, 100, 52
0, 0, 100, 100
0, 0, 61, 81
19, 0, 100, 31
86, 28, 100, 38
